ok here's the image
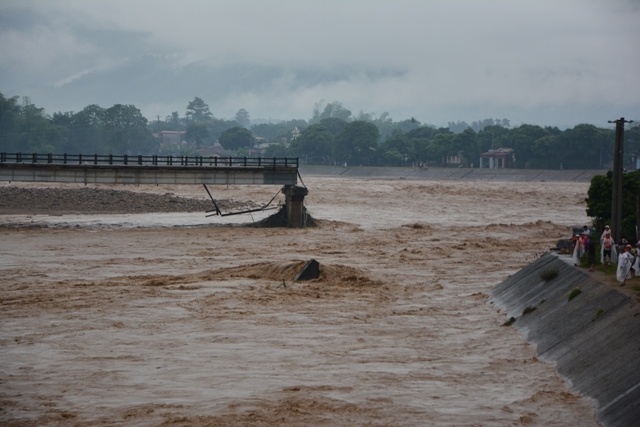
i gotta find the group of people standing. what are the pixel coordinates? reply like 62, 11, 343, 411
573, 225, 640, 286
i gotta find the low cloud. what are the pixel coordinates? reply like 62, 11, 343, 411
1, 0, 638, 127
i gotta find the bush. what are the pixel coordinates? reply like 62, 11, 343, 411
503, 317, 516, 326
568, 288, 582, 302
540, 269, 559, 281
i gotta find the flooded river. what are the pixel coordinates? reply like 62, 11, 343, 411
0, 177, 599, 426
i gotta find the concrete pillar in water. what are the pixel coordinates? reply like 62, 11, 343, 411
282, 185, 309, 228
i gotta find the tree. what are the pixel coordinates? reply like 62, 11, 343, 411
406, 126, 437, 140
586, 170, 640, 241
319, 117, 347, 136
65, 105, 106, 153
382, 149, 403, 166
559, 124, 610, 169
219, 126, 254, 151
448, 120, 471, 134
234, 108, 251, 128
427, 133, 454, 163
334, 121, 379, 165
508, 124, 549, 168
103, 104, 155, 154
264, 143, 289, 158
0, 93, 22, 151
321, 101, 352, 121
185, 122, 210, 148
207, 117, 240, 141
381, 129, 412, 165
251, 119, 308, 141
289, 124, 334, 163
453, 128, 478, 166
186, 97, 212, 123
164, 111, 182, 130
310, 101, 352, 123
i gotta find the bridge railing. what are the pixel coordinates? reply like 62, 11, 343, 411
0, 153, 298, 168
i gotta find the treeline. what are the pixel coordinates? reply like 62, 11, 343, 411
1, 92, 638, 169
587, 169, 640, 242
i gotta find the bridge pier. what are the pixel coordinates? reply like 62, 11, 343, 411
283, 185, 309, 228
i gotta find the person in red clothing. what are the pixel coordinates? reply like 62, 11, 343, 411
601, 232, 616, 265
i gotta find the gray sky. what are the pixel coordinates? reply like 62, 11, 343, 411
1, 0, 639, 128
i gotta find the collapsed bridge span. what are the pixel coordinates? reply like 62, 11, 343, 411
0, 152, 308, 227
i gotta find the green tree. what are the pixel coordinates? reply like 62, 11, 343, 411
452, 128, 478, 166
16, 104, 65, 153
206, 117, 240, 141
427, 133, 454, 163
219, 126, 254, 151
251, 119, 308, 141
334, 121, 379, 165
0, 93, 23, 152
406, 125, 437, 141
103, 104, 155, 154
586, 170, 640, 241
559, 124, 610, 169
383, 148, 404, 166
264, 143, 289, 158
319, 117, 347, 136
64, 105, 106, 153
289, 124, 334, 163
508, 125, 549, 168
185, 122, 210, 148
310, 101, 352, 124
234, 108, 251, 128
164, 111, 183, 130
186, 97, 213, 123
381, 129, 412, 165
412, 138, 431, 164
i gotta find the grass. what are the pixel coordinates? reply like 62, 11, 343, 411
503, 317, 516, 326
595, 263, 618, 275
568, 288, 582, 302
540, 269, 559, 281
592, 307, 604, 322
522, 306, 537, 315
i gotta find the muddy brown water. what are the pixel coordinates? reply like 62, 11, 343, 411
0, 177, 600, 426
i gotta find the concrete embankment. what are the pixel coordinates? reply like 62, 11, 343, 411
298, 165, 604, 182
490, 254, 640, 427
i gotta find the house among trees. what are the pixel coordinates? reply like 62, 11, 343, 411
479, 148, 514, 169
444, 151, 468, 167
291, 127, 301, 140
154, 130, 186, 152
195, 142, 235, 157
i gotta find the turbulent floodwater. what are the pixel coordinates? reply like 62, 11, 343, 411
0, 177, 600, 426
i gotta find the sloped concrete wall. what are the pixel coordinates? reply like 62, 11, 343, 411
490, 254, 640, 427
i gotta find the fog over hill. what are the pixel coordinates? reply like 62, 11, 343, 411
1, 0, 639, 128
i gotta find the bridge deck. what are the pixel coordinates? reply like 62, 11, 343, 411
0, 153, 298, 186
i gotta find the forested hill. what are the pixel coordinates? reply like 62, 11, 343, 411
1, 93, 638, 170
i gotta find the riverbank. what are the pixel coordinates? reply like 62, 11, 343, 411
491, 254, 640, 427
299, 165, 605, 182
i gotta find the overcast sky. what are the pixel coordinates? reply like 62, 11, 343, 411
1, 0, 639, 129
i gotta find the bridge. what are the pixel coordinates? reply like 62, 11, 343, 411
0, 152, 309, 227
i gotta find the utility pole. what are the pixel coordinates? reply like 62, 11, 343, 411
608, 117, 634, 242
